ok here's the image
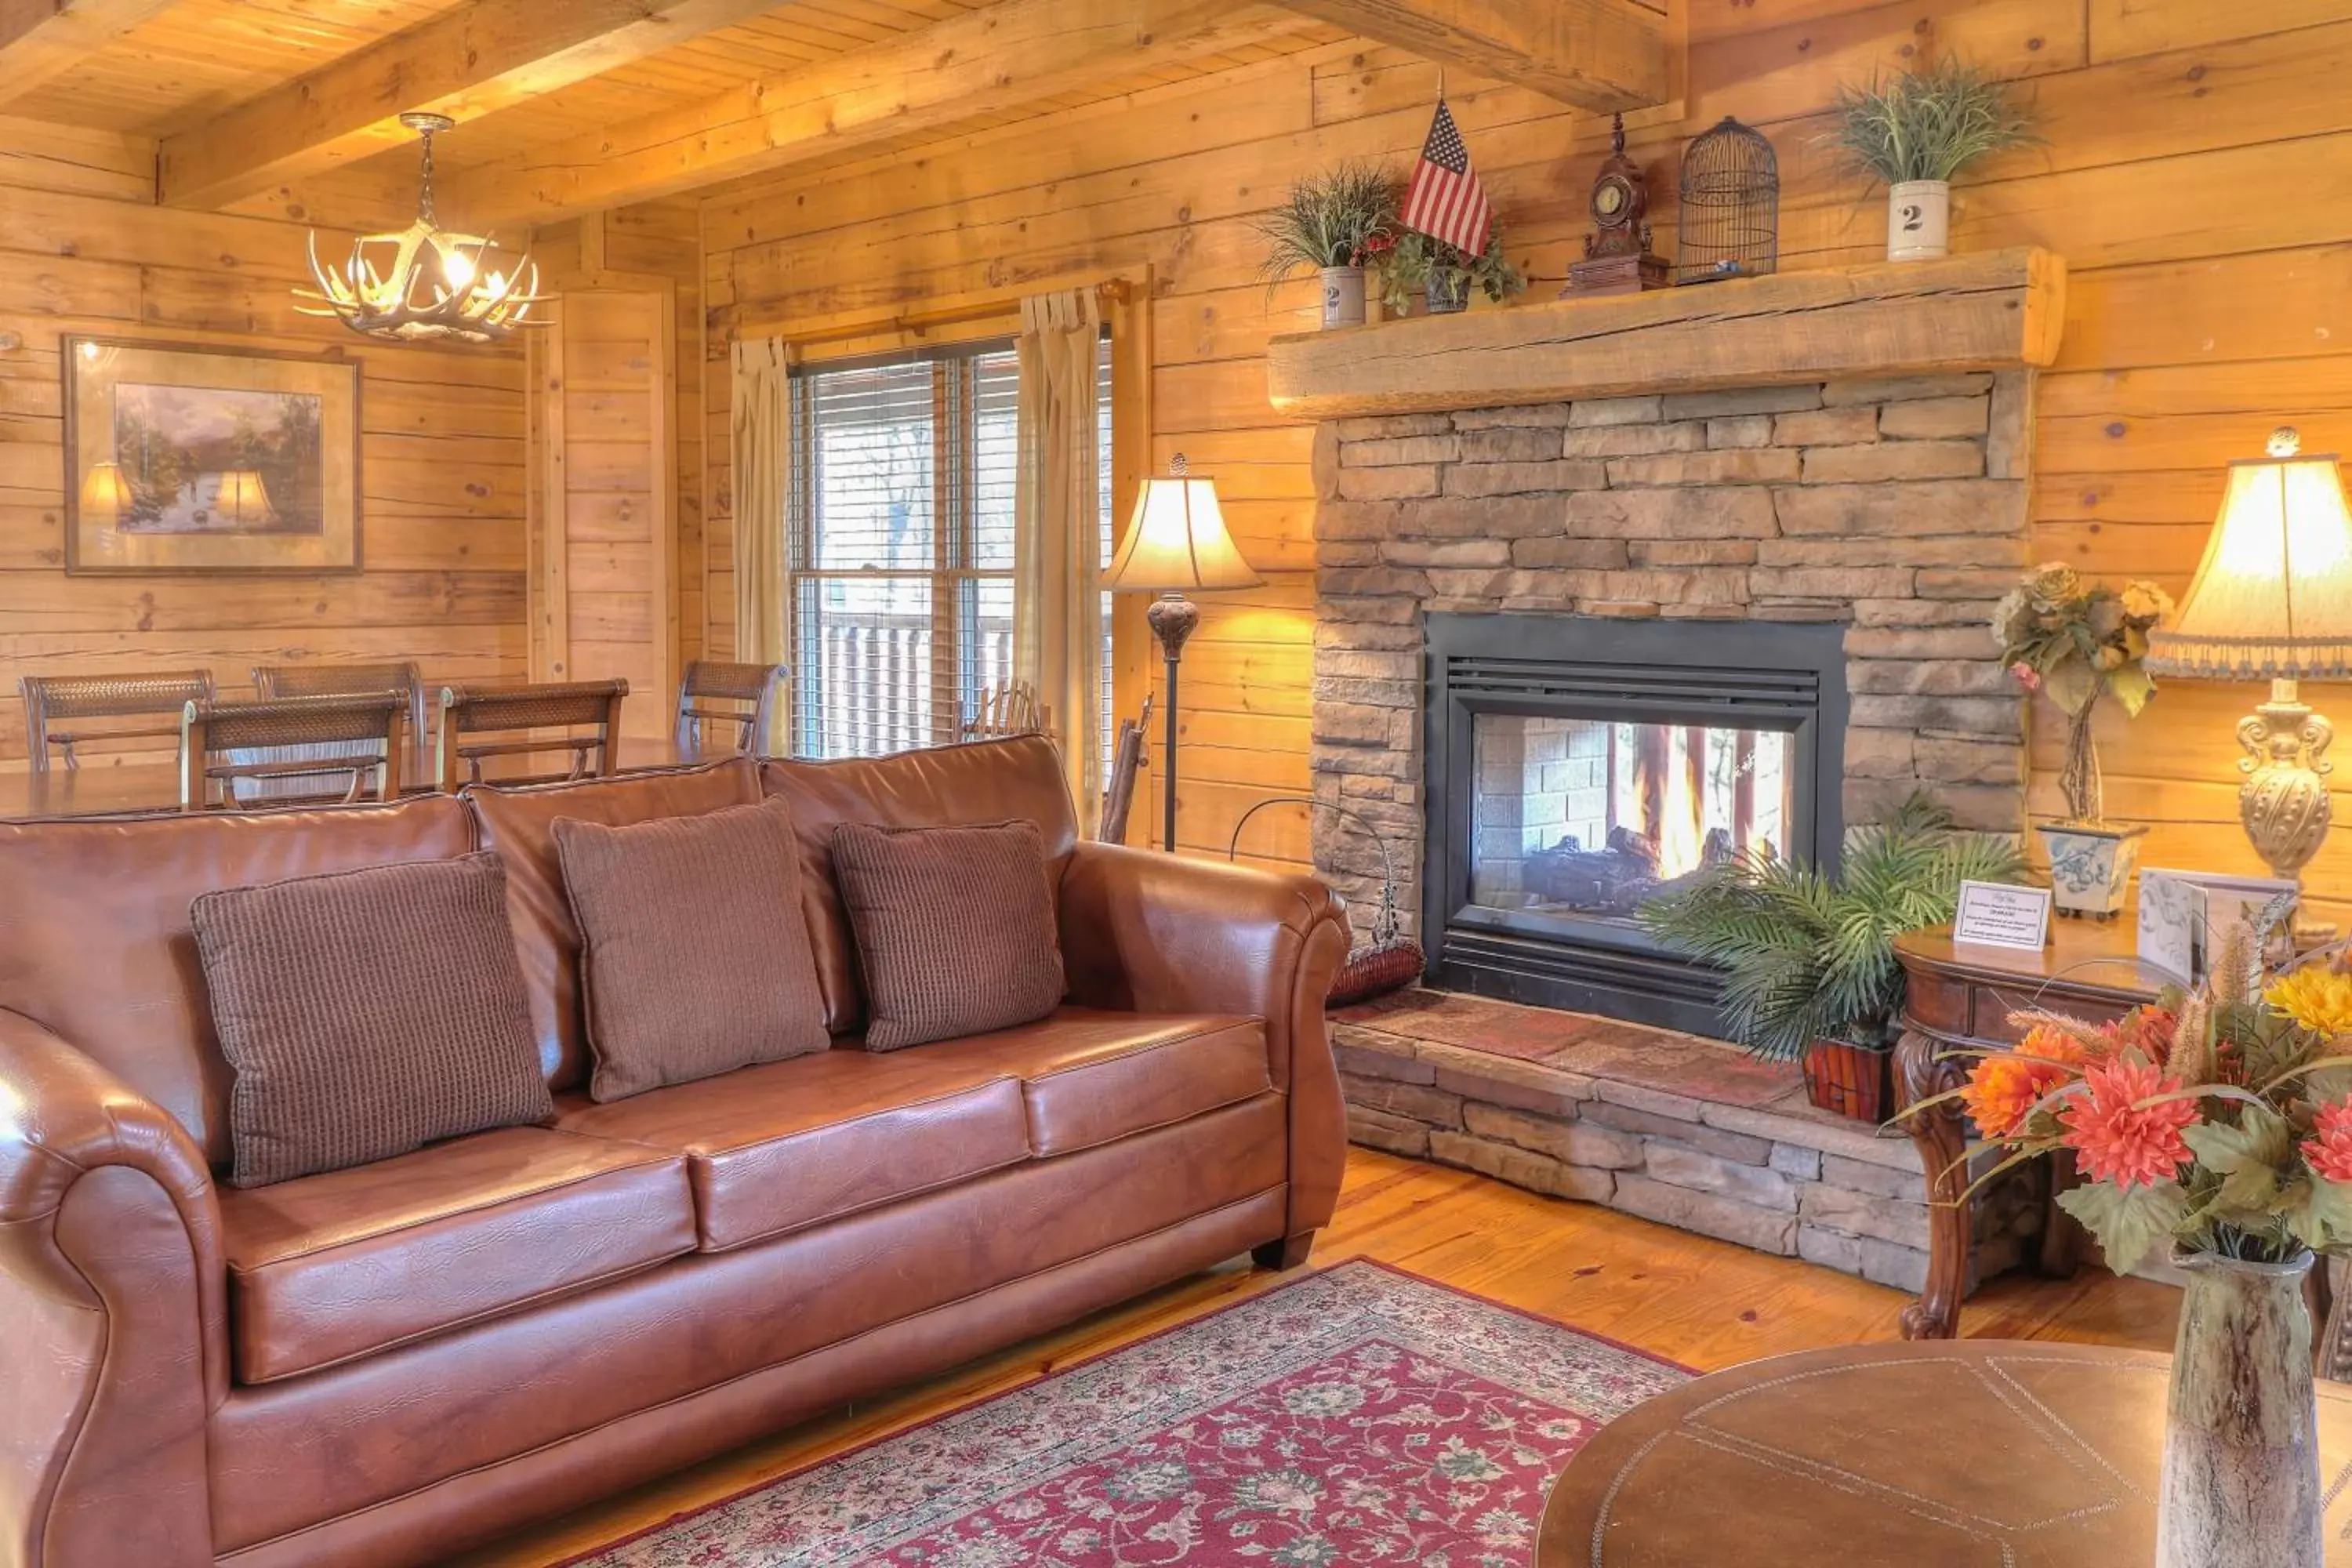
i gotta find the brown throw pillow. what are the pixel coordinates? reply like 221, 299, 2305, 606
191, 853, 553, 1189
830, 818, 1064, 1051
554, 795, 829, 1102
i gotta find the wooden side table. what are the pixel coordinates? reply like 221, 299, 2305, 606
1891, 922, 2169, 1339
1535, 1341, 2352, 1567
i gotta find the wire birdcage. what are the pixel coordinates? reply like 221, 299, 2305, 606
1677, 117, 1777, 285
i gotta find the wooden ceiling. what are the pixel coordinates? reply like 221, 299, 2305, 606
0, 0, 1671, 229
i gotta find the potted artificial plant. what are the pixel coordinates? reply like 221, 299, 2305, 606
1377, 229, 1526, 317
1824, 58, 2039, 261
1642, 795, 2025, 1122
1255, 163, 1400, 328
1995, 563, 2175, 918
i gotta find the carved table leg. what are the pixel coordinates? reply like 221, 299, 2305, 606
1895, 1026, 1973, 1341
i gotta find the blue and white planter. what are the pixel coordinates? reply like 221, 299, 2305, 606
2038, 821, 2148, 920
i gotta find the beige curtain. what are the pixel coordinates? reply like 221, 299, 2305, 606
1014, 288, 1105, 815
731, 336, 793, 749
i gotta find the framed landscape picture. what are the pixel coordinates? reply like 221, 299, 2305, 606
64, 336, 361, 575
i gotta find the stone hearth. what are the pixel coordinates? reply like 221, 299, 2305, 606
1309, 372, 2034, 943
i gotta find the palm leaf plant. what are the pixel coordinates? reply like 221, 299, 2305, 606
1641, 794, 2027, 1061
1823, 58, 2041, 187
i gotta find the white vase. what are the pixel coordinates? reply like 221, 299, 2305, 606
2036, 821, 2147, 920
1319, 265, 1367, 328
1887, 180, 1950, 260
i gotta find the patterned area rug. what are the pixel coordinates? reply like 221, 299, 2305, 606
566, 1260, 1688, 1567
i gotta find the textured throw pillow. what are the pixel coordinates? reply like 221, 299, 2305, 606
830, 818, 1064, 1051
554, 795, 829, 1102
191, 853, 553, 1189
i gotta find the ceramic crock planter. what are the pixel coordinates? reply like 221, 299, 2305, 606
1318, 265, 1367, 328
1886, 179, 1951, 260
2156, 1248, 2324, 1568
2037, 820, 2147, 920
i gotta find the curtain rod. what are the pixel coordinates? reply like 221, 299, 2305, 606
764, 278, 1131, 350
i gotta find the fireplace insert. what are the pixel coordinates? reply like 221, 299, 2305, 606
1422, 612, 1848, 1036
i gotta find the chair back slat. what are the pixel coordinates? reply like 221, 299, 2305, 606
675, 660, 782, 753
253, 662, 430, 741
181, 693, 407, 811
438, 679, 628, 790
1098, 693, 1152, 844
22, 670, 216, 773
962, 679, 1051, 742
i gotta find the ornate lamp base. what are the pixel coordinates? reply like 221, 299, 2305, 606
1145, 593, 1200, 854
2239, 677, 2336, 944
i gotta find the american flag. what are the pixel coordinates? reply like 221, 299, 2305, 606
1401, 99, 1492, 257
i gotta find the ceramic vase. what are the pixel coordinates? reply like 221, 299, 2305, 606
1887, 179, 1951, 260
1425, 270, 1470, 315
2036, 820, 2147, 920
1319, 265, 1367, 328
2156, 1249, 2323, 1568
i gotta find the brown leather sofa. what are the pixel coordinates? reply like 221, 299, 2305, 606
0, 736, 1350, 1568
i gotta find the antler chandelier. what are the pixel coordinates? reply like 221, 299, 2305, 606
296, 112, 541, 344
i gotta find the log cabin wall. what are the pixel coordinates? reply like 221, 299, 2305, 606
0, 114, 528, 768
677, 0, 2351, 909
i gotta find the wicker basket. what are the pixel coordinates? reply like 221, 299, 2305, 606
1229, 796, 1424, 1007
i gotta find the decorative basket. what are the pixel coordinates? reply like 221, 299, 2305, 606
1229, 796, 1425, 1007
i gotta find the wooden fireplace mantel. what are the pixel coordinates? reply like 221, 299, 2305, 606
1264, 247, 2065, 419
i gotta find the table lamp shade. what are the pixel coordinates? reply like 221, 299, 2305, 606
2144, 429, 2352, 681
1102, 474, 1263, 593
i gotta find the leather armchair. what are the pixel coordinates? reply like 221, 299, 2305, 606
0, 1008, 220, 1568
1058, 843, 1353, 1259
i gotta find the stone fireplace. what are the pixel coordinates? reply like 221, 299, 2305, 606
1309, 371, 2034, 1036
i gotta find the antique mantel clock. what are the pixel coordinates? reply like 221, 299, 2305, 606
1565, 114, 1669, 298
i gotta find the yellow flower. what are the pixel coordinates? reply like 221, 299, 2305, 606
2267, 967, 2352, 1037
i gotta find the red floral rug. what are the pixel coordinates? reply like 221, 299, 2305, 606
566, 1260, 1688, 1567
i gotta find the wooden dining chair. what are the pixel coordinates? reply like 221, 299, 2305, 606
180, 693, 408, 811
22, 670, 217, 773
1098, 693, 1152, 844
675, 660, 782, 754
437, 679, 629, 791
253, 662, 430, 743
961, 679, 1051, 742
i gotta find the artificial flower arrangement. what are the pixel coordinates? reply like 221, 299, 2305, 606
1993, 563, 2175, 825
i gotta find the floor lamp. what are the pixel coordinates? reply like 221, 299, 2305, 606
1102, 455, 1263, 852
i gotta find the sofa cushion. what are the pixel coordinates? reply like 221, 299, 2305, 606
554, 796, 829, 1102
0, 794, 474, 1168
191, 852, 554, 1188
831, 818, 1064, 1051
465, 758, 762, 1091
760, 736, 1078, 1034
940, 1007, 1272, 1156
553, 1047, 1032, 1251
219, 1125, 695, 1385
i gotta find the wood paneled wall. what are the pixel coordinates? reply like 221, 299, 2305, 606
697, 0, 2352, 904
0, 114, 528, 768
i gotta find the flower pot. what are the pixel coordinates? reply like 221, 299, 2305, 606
1318, 265, 1367, 328
2157, 1248, 2322, 1568
2036, 821, 2147, 920
1801, 1038, 1893, 1123
1887, 179, 1951, 260
1425, 271, 1470, 314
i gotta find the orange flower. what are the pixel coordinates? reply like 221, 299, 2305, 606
2099, 1005, 2178, 1067
1961, 1025, 2085, 1139
2304, 1100, 2352, 1185
2058, 1057, 2198, 1189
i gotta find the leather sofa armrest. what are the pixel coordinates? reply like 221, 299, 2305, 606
1058, 844, 1352, 1244
0, 1007, 221, 1567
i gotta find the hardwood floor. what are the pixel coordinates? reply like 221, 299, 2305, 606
459, 1147, 2181, 1566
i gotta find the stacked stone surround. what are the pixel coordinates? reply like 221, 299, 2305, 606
1308, 372, 2034, 933
1335, 993, 2042, 1294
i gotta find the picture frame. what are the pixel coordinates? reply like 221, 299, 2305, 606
63, 335, 361, 575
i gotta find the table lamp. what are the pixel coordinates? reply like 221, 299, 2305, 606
2143, 427, 2352, 932
1102, 454, 1261, 851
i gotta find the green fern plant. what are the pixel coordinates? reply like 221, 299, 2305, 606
1640, 795, 2026, 1061
1824, 59, 2041, 187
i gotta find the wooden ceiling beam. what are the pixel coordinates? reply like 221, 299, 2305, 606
438, 0, 1323, 227
0, 0, 183, 112
1267, 0, 1668, 114
154, 0, 793, 212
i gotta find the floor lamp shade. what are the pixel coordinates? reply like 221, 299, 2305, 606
2143, 428, 2352, 927
1102, 459, 1263, 852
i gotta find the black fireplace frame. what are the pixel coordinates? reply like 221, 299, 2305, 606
1421, 612, 1849, 1037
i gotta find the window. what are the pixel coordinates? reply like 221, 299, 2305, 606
787, 337, 1116, 764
